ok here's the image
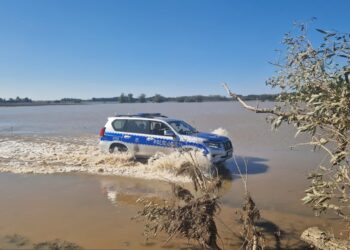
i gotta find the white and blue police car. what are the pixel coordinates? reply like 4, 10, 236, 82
99, 113, 233, 164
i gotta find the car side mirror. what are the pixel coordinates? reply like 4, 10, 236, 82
164, 130, 175, 137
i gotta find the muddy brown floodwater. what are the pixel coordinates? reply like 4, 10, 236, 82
0, 102, 342, 249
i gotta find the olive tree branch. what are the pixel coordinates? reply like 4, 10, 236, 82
222, 83, 286, 117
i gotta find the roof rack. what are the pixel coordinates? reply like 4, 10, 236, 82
114, 113, 168, 118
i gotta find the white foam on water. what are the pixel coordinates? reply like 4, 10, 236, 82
148, 150, 210, 175
0, 136, 211, 182
211, 127, 230, 137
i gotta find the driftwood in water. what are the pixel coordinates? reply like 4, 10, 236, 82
300, 227, 350, 250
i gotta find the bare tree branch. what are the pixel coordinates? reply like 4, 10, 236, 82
222, 83, 285, 116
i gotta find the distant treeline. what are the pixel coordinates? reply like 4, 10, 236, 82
0, 97, 32, 103
0, 93, 277, 106
90, 93, 277, 103
91, 94, 231, 103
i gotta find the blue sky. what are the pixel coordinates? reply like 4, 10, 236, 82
0, 0, 349, 100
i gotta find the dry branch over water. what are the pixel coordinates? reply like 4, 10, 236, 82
134, 154, 222, 249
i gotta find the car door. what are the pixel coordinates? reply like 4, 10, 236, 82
122, 119, 150, 157
144, 121, 177, 156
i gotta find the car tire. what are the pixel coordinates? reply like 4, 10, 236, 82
109, 144, 128, 153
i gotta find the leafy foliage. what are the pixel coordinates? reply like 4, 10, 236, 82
266, 24, 350, 220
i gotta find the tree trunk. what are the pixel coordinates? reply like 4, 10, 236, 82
301, 227, 350, 250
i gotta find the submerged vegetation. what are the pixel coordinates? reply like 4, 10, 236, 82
33, 240, 82, 250
0, 234, 82, 250
234, 158, 265, 250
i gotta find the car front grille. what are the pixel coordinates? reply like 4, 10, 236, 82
223, 141, 232, 150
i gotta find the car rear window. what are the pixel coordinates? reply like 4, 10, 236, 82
112, 119, 127, 131
124, 120, 150, 134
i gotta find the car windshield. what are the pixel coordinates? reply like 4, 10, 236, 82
168, 120, 198, 135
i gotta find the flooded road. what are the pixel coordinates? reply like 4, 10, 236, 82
0, 173, 173, 249
0, 102, 338, 249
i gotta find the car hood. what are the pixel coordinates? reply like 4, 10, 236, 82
182, 132, 229, 143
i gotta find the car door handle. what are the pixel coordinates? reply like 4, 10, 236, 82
123, 135, 131, 139
146, 137, 154, 141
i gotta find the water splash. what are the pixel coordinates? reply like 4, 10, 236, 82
211, 127, 230, 137
0, 135, 211, 182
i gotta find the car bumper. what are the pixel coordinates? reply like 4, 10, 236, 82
99, 140, 112, 153
207, 149, 233, 164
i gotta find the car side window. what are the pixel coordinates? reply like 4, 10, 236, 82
124, 120, 150, 134
112, 119, 127, 131
149, 121, 172, 136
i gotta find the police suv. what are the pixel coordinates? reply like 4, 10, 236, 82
99, 113, 233, 164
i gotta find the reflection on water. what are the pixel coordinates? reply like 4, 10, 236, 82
100, 180, 118, 206
97, 174, 174, 208
230, 156, 269, 175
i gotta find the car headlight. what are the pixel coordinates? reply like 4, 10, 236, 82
204, 141, 221, 149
